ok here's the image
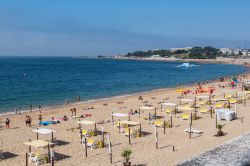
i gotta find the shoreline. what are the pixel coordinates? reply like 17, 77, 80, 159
1, 72, 249, 118
1, 60, 249, 117
113, 56, 250, 67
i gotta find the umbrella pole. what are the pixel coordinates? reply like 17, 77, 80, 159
139, 123, 142, 137
51, 156, 54, 166
164, 120, 166, 135
210, 107, 213, 118
216, 111, 218, 128
48, 144, 51, 163
170, 113, 173, 128
51, 132, 54, 142
78, 119, 81, 129
102, 125, 104, 148
148, 112, 151, 125
80, 129, 83, 144
139, 108, 141, 118
84, 137, 87, 158
154, 108, 157, 118
129, 128, 131, 145
94, 123, 97, 136
118, 119, 121, 133
26, 152, 28, 166
107, 134, 112, 163
155, 126, 158, 149
36, 128, 39, 140
189, 115, 192, 139
29, 139, 31, 153
111, 112, 114, 125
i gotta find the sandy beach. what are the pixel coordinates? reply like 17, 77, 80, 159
1, 60, 250, 166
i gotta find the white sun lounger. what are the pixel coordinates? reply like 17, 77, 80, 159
184, 128, 203, 134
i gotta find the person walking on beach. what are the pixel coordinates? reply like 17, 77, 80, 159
29, 104, 32, 112
38, 115, 42, 126
38, 105, 41, 113
26, 115, 32, 127
5, 118, 10, 129
25, 115, 28, 127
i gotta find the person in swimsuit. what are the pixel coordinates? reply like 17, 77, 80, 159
5, 118, 10, 129
38, 115, 42, 126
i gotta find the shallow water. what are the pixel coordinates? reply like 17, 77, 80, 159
0, 57, 248, 113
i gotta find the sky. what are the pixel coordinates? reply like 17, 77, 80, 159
0, 0, 250, 56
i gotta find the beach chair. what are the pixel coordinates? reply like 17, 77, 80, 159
181, 114, 195, 120
198, 100, 208, 106
81, 129, 89, 137
214, 102, 225, 109
114, 121, 121, 127
89, 130, 95, 136
184, 128, 203, 134
225, 94, 233, 99
229, 98, 238, 104
123, 128, 131, 136
143, 116, 149, 120
154, 120, 163, 127
165, 108, 171, 114
81, 129, 95, 137
199, 107, 210, 114
154, 120, 170, 128
181, 114, 190, 120
123, 128, 138, 137
86, 139, 97, 150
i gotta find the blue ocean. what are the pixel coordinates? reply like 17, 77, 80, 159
0, 57, 248, 113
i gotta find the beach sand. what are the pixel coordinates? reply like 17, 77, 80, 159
1, 71, 250, 166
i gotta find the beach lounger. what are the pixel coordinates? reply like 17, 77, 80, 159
184, 128, 203, 134
123, 128, 139, 138
154, 120, 163, 127
229, 98, 238, 104
198, 100, 208, 106
86, 139, 96, 150
225, 94, 233, 99
181, 114, 196, 120
181, 114, 190, 120
81, 129, 95, 137
114, 121, 121, 127
154, 120, 170, 128
214, 102, 225, 109
199, 107, 210, 114
165, 108, 171, 114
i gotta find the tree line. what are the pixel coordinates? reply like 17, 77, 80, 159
125, 46, 222, 59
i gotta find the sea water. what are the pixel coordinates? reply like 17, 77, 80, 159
0, 57, 248, 113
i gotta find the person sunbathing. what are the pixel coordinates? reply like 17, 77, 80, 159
63, 115, 68, 121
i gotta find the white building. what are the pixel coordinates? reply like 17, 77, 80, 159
170, 47, 192, 52
151, 54, 160, 58
242, 49, 250, 56
220, 48, 240, 55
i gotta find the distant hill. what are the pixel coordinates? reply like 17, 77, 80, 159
124, 46, 223, 59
